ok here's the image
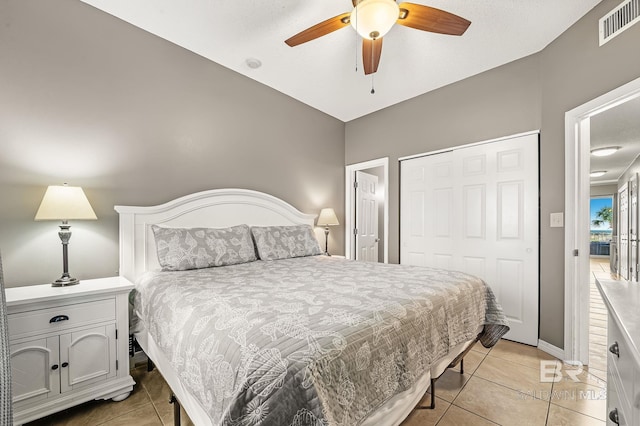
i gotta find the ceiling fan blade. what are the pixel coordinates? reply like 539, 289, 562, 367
397, 3, 470, 36
285, 12, 351, 47
363, 37, 383, 75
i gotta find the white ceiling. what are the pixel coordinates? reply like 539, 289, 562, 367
79, 0, 602, 122
591, 95, 640, 185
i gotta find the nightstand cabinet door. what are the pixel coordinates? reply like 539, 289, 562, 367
61, 324, 117, 393
11, 337, 61, 406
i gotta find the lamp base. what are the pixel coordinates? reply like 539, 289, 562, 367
52, 276, 80, 287
324, 227, 331, 256
53, 222, 80, 287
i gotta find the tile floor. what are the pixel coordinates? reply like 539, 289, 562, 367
27, 338, 608, 426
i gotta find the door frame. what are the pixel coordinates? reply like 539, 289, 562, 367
564, 76, 640, 364
345, 158, 389, 262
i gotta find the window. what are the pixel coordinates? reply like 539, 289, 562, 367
590, 196, 613, 256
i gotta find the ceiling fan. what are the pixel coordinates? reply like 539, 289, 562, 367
285, 0, 471, 75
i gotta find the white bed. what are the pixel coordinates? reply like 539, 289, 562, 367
115, 188, 496, 426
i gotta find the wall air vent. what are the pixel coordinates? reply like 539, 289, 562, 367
599, 0, 640, 45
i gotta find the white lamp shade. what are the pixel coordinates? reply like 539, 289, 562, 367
351, 0, 400, 39
34, 185, 97, 221
317, 208, 340, 227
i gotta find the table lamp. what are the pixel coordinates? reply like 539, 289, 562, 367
317, 208, 339, 256
34, 184, 97, 286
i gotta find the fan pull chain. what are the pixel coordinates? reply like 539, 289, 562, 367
370, 38, 375, 94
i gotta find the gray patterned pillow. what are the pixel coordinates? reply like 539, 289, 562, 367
152, 224, 257, 271
251, 225, 322, 260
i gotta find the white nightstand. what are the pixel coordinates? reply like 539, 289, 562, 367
5, 276, 135, 425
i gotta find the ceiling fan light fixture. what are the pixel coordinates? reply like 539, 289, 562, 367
590, 146, 620, 156
351, 0, 400, 40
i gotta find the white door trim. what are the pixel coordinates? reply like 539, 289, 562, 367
564, 76, 640, 364
345, 158, 389, 262
398, 130, 540, 162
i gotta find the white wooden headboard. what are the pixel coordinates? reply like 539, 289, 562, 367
114, 188, 317, 282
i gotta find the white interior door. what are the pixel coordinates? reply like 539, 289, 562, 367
355, 171, 379, 262
629, 175, 638, 282
619, 183, 629, 280
400, 133, 539, 346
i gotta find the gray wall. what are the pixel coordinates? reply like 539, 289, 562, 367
346, 0, 640, 348
0, 0, 345, 287
591, 184, 618, 197
619, 157, 640, 188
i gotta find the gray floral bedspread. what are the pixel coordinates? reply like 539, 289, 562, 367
133, 255, 509, 426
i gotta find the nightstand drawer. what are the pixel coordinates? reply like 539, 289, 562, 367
8, 298, 116, 339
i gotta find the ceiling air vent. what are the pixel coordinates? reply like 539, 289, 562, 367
599, 0, 640, 45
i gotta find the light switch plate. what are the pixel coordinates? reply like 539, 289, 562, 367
550, 212, 564, 228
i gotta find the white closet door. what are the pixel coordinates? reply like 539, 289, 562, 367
401, 151, 455, 269
400, 133, 539, 346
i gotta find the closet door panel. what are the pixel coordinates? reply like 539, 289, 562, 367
400, 133, 539, 345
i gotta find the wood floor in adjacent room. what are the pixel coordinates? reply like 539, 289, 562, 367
27, 338, 607, 426
589, 256, 614, 375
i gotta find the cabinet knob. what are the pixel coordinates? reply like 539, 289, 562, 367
609, 408, 619, 425
51, 364, 59, 371
49, 315, 69, 323
61, 362, 69, 368
609, 341, 620, 358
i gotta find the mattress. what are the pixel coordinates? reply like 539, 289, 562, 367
132, 255, 508, 425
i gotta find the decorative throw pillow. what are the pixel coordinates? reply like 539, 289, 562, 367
251, 225, 322, 260
152, 224, 257, 271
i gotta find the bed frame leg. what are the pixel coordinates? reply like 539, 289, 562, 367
170, 394, 181, 426
147, 357, 155, 372
429, 378, 436, 409
460, 358, 464, 375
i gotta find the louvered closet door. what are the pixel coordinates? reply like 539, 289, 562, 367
401, 133, 539, 346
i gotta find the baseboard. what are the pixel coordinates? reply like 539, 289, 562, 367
537, 339, 565, 361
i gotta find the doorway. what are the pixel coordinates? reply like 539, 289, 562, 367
564, 76, 640, 365
589, 195, 613, 259
345, 158, 389, 262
